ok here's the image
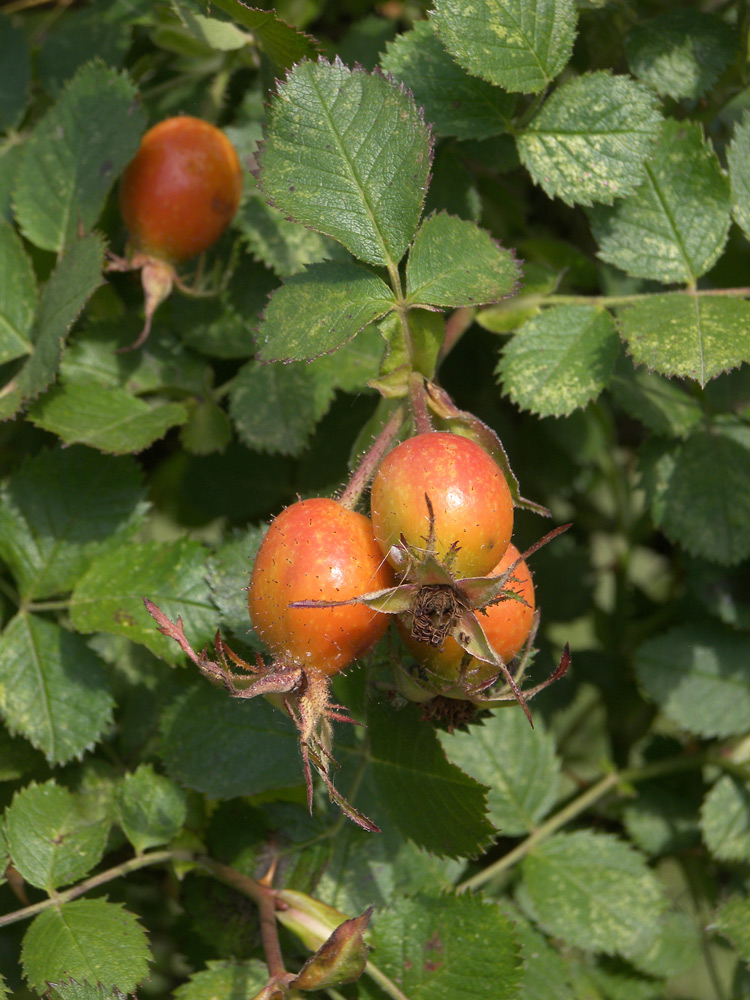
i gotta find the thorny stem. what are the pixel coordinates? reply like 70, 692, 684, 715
338, 405, 405, 510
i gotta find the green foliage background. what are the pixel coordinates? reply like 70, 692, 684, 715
1, 0, 750, 998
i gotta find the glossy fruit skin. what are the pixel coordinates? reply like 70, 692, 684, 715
119, 116, 242, 261
399, 543, 535, 684
370, 432, 513, 578
248, 498, 395, 676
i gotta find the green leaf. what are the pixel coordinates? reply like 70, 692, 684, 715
205, 526, 266, 645
159, 683, 302, 799
727, 111, 750, 241
628, 909, 701, 980
380, 19, 516, 140
519, 831, 667, 958
618, 294, 750, 386
405, 212, 520, 308
28, 378, 189, 454
12, 61, 145, 252
634, 623, 750, 738
22, 899, 150, 996
69, 539, 216, 661
0, 233, 104, 421
206, 0, 319, 68
517, 73, 662, 207
0, 141, 22, 224
258, 58, 431, 268
368, 700, 495, 858
589, 120, 731, 283
173, 960, 269, 1000
44, 982, 128, 1000
0, 13, 30, 131
0, 613, 114, 765
638, 420, 750, 564
497, 305, 619, 416
254, 261, 395, 362
626, 10, 736, 101
714, 895, 750, 963
608, 355, 703, 439
433, 0, 577, 95
5, 780, 109, 891
116, 764, 187, 853
499, 902, 574, 1000
701, 776, 750, 863
0, 217, 36, 364
623, 778, 702, 856
358, 893, 521, 1000
0, 446, 147, 601
439, 709, 559, 835
0, 723, 45, 781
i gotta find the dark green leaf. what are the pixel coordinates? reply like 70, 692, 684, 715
22, 899, 150, 996
497, 305, 619, 416
440, 709, 559, 835
520, 831, 666, 958
714, 895, 750, 963
368, 700, 495, 858
12, 61, 145, 252
517, 73, 662, 207
608, 355, 703, 438
623, 778, 702, 856
0, 217, 36, 365
638, 420, 750, 564
701, 776, 750, 862
634, 623, 750, 738
589, 120, 730, 284
254, 261, 394, 362
0, 14, 30, 131
0, 723, 45, 781
0, 446, 147, 600
205, 526, 266, 645
5, 780, 109, 891
258, 58, 431, 268
626, 10, 736, 101
0, 613, 114, 765
381, 19, 516, 140
406, 212, 521, 308
0, 141, 22, 223
116, 764, 187, 853
159, 683, 302, 798
69, 539, 216, 661
727, 111, 750, 241
433, 0, 577, 94
28, 378, 189, 454
0, 233, 104, 420
499, 902, 574, 1000
172, 960, 269, 1000
207, 0, 319, 68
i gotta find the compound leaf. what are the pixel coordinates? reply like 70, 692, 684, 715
433, 0, 577, 95
701, 776, 750, 863
116, 764, 187, 853
517, 72, 662, 207
258, 58, 431, 268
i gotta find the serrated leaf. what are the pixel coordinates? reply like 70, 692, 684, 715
37, 0, 132, 97
22, 899, 150, 995
159, 683, 301, 798
0, 723, 45, 780
69, 539, 216, 661
254, 261, 395, 362
714, 895, 750, 963
367, 700, 495, 858
727, 111, 750, 241
0, 613, 114, 765
173, 959, 269, 1000
520, 831, 666, 958
433, 0, 577, 95
440, 709, 559, 835
405, 212, 520, 308
497, 305, 619, 416
608, 355, 703, 438
205, 526, 266, 644
207, 0, 318, 68
589, 119, 731, 283
0, 13, 30, 130
638, 420, 750, 565
359, 893, 523, 1000
258, 58, 431, 268
0, 233, 104, 420
626, 10, 736, 101
116, 764, 187, 853
380, 19, 516, 140
619, 294, 750, 386
44, 981, 127, 1000
28, 378, 189, 454
634, 623, 750, 738
0, 446, 147, 601
701, 776, 750, 862
5, 780, 109, 891
12, 61, 145, 252
517, 72, 662, 207
499, 902, 574, 1000
0, 217, 36, 364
